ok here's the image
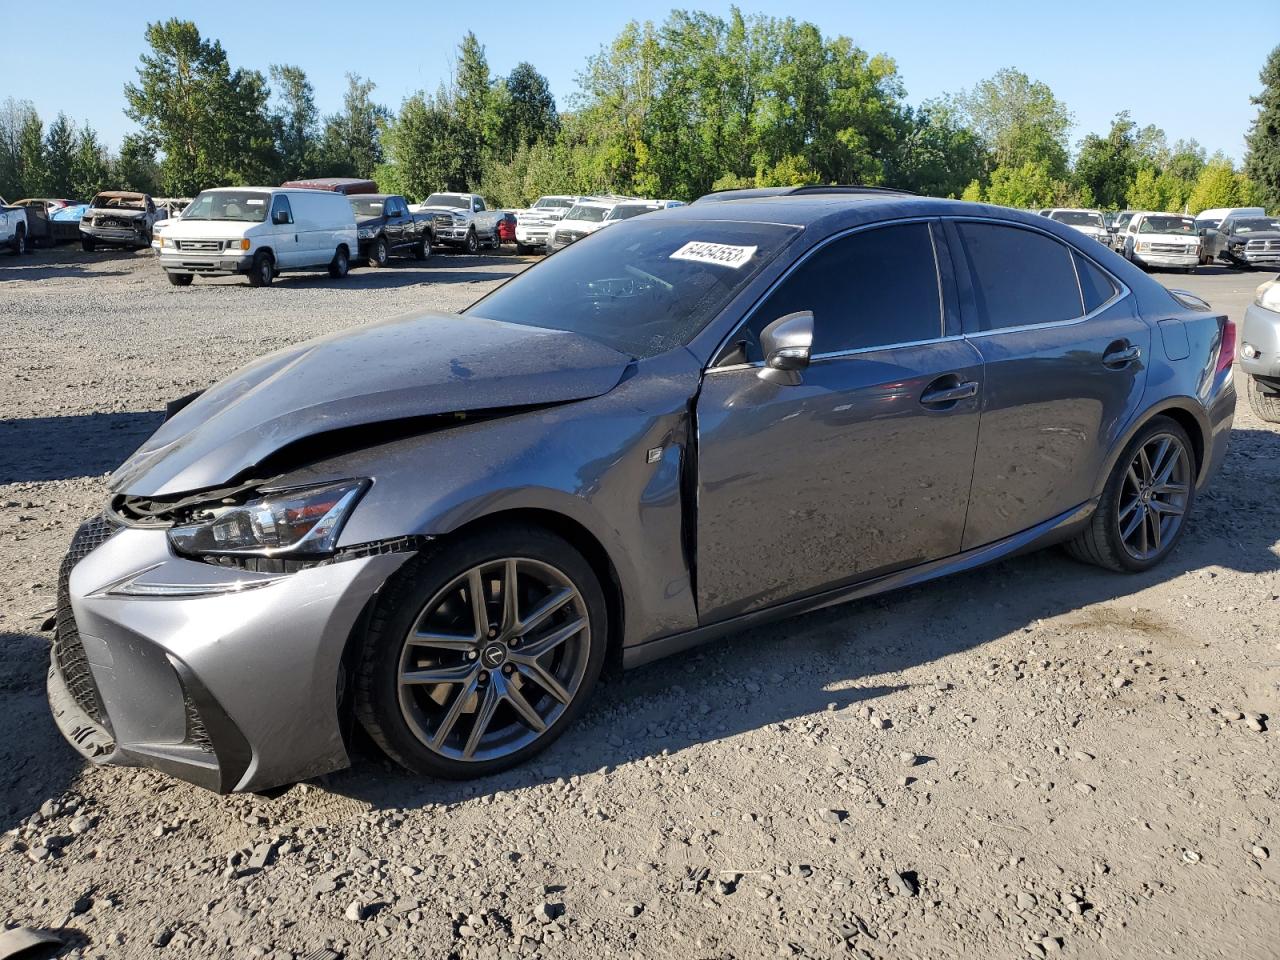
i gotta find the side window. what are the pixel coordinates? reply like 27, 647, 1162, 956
270, 196, 293, 224
1074, 253, 1118, 313
955, 222, 1083, 331
743, 222, 944, 359
473, 197, 485, 212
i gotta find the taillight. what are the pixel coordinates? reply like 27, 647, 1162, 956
1216, 317, 1236, 375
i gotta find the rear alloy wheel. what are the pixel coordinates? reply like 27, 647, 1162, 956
1065, 416, 1195, 572
1247, 376, 1280, 423
248, 252, 274, 287
328, 246, 349, 279
368, 237, 388, 268
356, 526, 607, 779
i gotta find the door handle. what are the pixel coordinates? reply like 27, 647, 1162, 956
1103, 343, 1141, 368
920, 378, 979, 407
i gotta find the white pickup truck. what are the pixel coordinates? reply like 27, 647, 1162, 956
513, 195, 589, 253
0, 197, 30, 255
409, 192, 501, 254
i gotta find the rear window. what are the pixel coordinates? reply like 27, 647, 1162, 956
466, 219, 799, 358
1051, 210, 1104, 228
956, 222, 1083, 330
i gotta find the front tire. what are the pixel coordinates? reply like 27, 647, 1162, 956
368, 237, 388, 268
412, 237, 430, 261
1247, 376, 1280, 423
247, 252, 274, 287
166, 272, 193, 287
328, 245, 349, 279
81, 235, 95, 253
10, 226, 26, 256
464, 228, 479, 255
1064, 416, 1196, 573
355, 525, 608, 779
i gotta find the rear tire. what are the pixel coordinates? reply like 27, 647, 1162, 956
355, 525, 608, 780
1247, 376, 1280, 423
1064, 416, 1196, 573
328, 245, 349, 279
247, 252, 274, 287
166, 272, 193, 287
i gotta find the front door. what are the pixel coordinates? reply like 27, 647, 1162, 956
695, 221, 984, 623
945, 219, 1150, 549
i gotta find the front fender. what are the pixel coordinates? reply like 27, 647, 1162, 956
283, 350, 705, 649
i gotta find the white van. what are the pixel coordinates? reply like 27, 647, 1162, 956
156, 187, 358, 287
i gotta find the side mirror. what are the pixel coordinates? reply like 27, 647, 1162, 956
758, 310, 814, 384
273, 210, 290, 225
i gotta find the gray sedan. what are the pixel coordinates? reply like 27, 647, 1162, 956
49, 188, 1236, 792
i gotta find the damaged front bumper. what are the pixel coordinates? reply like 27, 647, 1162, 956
47, 515, 412, 793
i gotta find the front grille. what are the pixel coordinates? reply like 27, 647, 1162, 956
176, 239, 221, 252
557, 229, 586, 244
53, 515, 118, 729
1149, 242, 1196, 254
1246, 239, 1280, 252
433, 214, 453, 230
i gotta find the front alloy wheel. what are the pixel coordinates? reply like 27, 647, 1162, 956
356, 526, 607, 778
465, 228, 479, 255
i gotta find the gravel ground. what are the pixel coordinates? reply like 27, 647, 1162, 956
0, 247, 1276, 960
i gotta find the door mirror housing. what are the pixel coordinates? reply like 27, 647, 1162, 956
758, 311, 814, 383
273, 210, 291, 225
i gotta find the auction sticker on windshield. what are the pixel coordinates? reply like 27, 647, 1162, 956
670, 241, 758, 269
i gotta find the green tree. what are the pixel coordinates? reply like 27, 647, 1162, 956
952, 68, 1072, 177
454, 33, 495, 188
69, 126, 111, 199
114, 134, 159, 195
961, 179, 984, 202
43, 114, 77, 198
891, 99, 987, 197
1073, 113, 1139, 208
1187, 159, 1250, 214
985, 160, 1057, 209
270, 64, 319, 179
494, 62, 558, 157
0, 99, 37, 197
1245, 44, 1280, 211
125, 18, 279, 193
378, 90, 463, 198
318, 74, 389, 179
16, 109, 48, 197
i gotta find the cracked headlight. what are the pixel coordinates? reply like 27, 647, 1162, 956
167, 480, 368, 558
357, 227, 376, 239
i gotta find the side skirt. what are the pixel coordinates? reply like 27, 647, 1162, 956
622, 498, 1098, 669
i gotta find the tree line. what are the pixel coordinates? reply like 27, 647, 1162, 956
1, 12, 1276, 216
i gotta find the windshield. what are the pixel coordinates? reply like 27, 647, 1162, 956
1196, 218, 1220, 231
350, 197, 387, 217
423, 194, 469, 209
182, 191, 271, 222
466, 219, 800, 359
565, 205, 610, 223
1231, 218, 1280, 233
1114, 212, 1133, 229
1139, 216, 1195, 235
606, 205, 655, 221
1051, 211, 1104, 227
534, 197, 573, 209
90, 194, 145, 211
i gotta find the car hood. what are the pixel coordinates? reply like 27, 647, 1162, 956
162, 220, 260, 239
89, 208, 147, 219
412, 205, 467, 215
1233, 230, 1280, 242
355, 214, 384, 228
1137, 233, 1199, 244
111, 312, 632, 497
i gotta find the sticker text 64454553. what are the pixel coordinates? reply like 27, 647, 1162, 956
669, 241, 758, 269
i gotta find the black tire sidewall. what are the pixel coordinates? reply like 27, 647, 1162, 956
466, 229, 478, 255
358, 526, 608, 779
371, 238, 388, 267
1100, 417, 1197, 572
249, 252, 273, 287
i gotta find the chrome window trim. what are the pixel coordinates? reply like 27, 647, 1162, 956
707, 216, 947, 370
944, 216, 1131, 337
707, 334, 968, 374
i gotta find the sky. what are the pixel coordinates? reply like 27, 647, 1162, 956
2, 1, 1272, 163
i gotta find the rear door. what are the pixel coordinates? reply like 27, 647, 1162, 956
947, 219, 1149, 549
695, 220, 984, 623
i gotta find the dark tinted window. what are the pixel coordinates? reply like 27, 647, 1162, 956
1074, 253, 1117, 313
744, 222, 942, 358
956, 222, 1083, 330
